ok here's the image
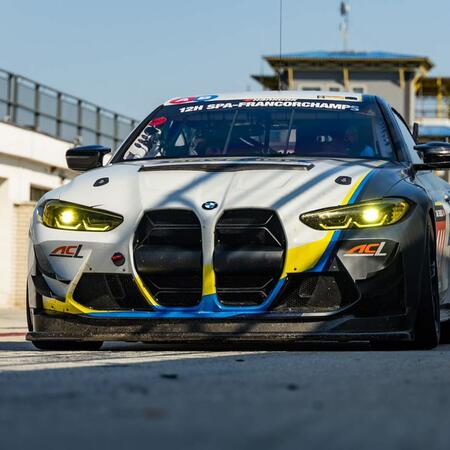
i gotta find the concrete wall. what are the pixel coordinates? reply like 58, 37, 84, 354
0, 178, 12, 307
11, 203, 35, 307
293, 70, 344, 89
0, 122, 74, 307
350, 72, 404, 113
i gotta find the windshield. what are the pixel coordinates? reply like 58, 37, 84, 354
119, 98, 396, 161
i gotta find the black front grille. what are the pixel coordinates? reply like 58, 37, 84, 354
73, 274, 151, 310
272, 272, 359, 313
214, 209, 286, 306
133, 210, 202, 307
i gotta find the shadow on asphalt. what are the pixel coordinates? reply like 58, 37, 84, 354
1, 339, 450, 353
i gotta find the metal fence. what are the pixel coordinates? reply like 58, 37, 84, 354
0, 68, 138, 149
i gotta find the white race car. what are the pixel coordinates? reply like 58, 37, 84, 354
27, 91, 450, 349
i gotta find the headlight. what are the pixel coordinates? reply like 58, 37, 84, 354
40, 200, 123, 231
300, 198, 410, 230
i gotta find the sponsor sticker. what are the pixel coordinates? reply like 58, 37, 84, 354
49, 244, 83, 258
434, 204, 447, 269
168, 95, 218, 105
178, 100, 360, 113
435, 205, 446, 220
343, 242, 387, 257
149, 117, 167, 127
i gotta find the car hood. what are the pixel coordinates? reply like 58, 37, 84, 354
55, 158, 405, 217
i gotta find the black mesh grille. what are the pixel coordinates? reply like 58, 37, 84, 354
133, 210, 202, 307
73, 274, 151, 310
272, 272, 359, 313
214, 209, 286, 306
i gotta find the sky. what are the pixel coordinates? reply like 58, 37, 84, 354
1, 0, 449, 119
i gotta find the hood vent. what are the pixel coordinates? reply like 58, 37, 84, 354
139, 159, 314, 172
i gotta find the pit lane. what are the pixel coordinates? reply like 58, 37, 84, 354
1, 309, 450, 450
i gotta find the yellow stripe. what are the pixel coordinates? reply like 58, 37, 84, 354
340, 173, 369, 205
42, 296, 88, 314
281, 232, 333, 276
42, 295, 114, 314
281, 170, 372, 277
43, 272, 118, 314
42, 255, 118, 314
202, 264, 216, 296
42, 256, 159, 312
43, 277, 159, 314
134, 273, 160, 306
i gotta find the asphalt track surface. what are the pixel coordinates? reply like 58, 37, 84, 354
1, 309, 450, 450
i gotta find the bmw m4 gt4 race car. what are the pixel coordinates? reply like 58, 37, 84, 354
27, 91, 450, 350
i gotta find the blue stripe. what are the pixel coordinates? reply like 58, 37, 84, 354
85, 310, 251, 319
85, 278, 287, 318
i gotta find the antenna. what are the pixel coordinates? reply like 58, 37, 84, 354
339, 1, 350, 51
278, 0, 283, 90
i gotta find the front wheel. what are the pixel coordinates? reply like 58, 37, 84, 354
413, 218, 441, 349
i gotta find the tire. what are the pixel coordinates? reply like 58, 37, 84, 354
413, 218, 441, 349
26, 287, 33, 332
441, 320, 450, 344
31, 340, 103, 351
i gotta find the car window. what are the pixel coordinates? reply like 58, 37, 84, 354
393, 111, 422, 163
121, 98, 397, 161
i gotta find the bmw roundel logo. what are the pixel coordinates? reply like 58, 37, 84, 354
202, 201, 218, 210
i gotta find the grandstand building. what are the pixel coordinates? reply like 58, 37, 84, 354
252, 50, 450, 140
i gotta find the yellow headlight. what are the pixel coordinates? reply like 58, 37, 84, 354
41, 200, 123, 232
361, 207, 380, 223
59, 209, 76, 225
300, 198, 410, 230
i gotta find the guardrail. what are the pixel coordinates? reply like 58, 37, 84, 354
0, 68, 138, 149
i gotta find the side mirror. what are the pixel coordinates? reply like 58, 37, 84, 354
413, 141, 450, 170
412, 122, 420, 143
66, 145, 111, 172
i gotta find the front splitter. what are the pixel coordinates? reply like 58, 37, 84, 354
27, 312, 413, 343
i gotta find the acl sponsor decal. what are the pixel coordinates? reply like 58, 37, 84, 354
343, 241, 387, 257
338, 240, 397, 279
49, 244, 83, 258
168, 95, 218, 105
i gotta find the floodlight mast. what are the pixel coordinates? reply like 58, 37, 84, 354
339, 1, 351, 51
278, 0, 283, 90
